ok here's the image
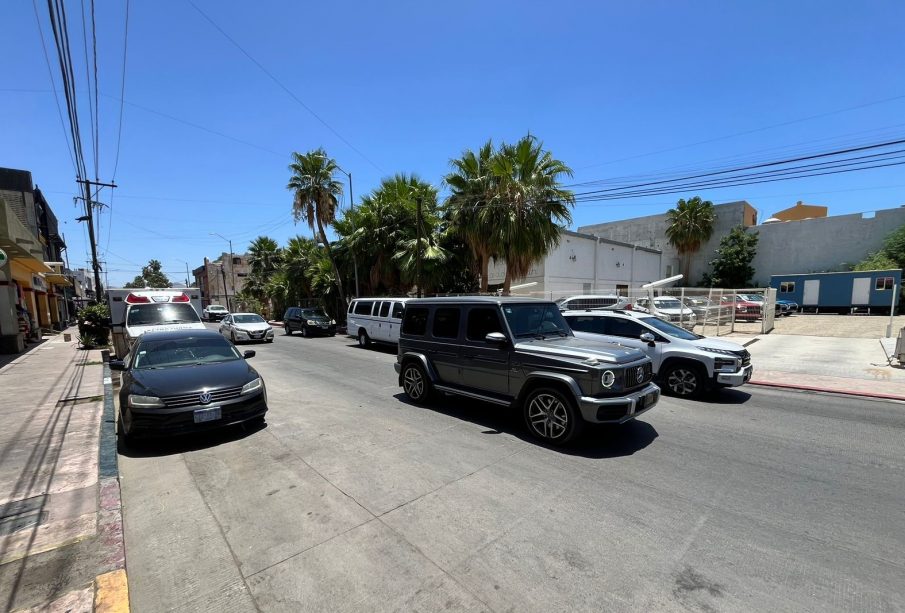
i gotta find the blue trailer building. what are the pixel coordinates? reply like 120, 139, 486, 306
770, 269, 901, 314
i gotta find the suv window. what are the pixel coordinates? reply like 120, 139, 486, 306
354, 301, 374, 315
379, 302, 391, 317
606, 318, 645, 339
391, 302, 404, 320
466, 308, 504, 341
402, 307, 429, 335
564, 315, 606, 334
432, 308, 461, 339
503, 304, 570, 338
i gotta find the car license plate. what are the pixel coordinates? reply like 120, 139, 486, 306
193, 407, 221, 423
638, 392, 655, 411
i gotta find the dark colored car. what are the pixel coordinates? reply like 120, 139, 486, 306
111, 330, 267, 440
283, 307, 337, 337
394, 297, 660, 445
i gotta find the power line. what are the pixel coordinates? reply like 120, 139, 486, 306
78, 0, 97, 177
185, 0, 384, 173
111, 0, 130, 180
90, 0, 99, 179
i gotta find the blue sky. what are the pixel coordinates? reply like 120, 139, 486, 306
2, 0, 904, 286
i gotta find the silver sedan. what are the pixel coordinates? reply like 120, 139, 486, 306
219, 313, 274, 344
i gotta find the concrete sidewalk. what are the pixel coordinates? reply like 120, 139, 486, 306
0, 329, 128, 612
735, 333, 905, 400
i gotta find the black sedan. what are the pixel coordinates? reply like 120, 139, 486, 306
111, 329, 267, 440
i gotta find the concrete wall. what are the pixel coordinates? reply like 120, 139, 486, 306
751, 207, 905, 280
487, 231, 661, 298
579, 201, 754, 285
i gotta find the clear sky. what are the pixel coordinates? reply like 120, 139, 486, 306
2, 0, 904, 286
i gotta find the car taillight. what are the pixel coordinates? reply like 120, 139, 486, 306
624, 304, 632, 310
171, 293, 190, 302
126, 293, 150, 303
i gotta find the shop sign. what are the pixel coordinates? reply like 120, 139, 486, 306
32, 274, 48, 292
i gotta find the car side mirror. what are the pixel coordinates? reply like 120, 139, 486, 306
639, 332, 656, 346
243, 350, 256, 359
485, 332, 508, 347
109, 359, 126, 371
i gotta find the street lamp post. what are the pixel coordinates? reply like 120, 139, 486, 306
175, 258, 191, 288
210, 233, 235, 306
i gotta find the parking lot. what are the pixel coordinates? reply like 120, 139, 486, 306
117, 326, 905, 613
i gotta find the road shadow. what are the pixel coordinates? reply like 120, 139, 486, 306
117, 419, 268, 458
393, 393, 658, 459
346, 341, 397, 355
702, 388, 752, 404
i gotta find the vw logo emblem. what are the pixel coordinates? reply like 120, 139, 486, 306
636, 367, 644, 384
199, 392, 212, 404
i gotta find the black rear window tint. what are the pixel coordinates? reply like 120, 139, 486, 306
432, 308, 461, 339
354, 301, 374, 315
391, 302, 404, 319
402, 307, 429, 335
379, 302, 391, 317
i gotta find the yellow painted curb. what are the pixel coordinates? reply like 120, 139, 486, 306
94, 569, 129, 613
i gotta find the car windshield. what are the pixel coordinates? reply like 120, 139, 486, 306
301, 309, 328, 318
502, 304, 571, 339
127, 303, 200, 326
233, 314, 265, 324
642, 316, 702, 340
654, 299, 683, 309
133, 336, 241, 369
741, 294, 764, 302
209, 305, 226, 311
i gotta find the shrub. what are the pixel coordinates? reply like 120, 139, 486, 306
77, 303, 111, 348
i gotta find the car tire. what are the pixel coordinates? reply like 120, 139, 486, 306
266, 338, 273, 343
117, 412, 134, 445
302, 326, 310, 338
358, 330, 371, 347
401, 361, 432, 404
231, 331, 237, 344
523, 387, 582, 445
284, 324, 292, 335
661, 362, 706, 398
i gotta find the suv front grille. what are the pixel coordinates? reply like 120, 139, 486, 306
624, 362, 653, 390
162, 386, 243, 408
733, 349, 751, 366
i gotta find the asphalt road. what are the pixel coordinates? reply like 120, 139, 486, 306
118, 326, 905, 613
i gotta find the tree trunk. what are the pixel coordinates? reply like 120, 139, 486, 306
479, 252, 490, 293
316, 218, 347, 307
502, 266, 512, 296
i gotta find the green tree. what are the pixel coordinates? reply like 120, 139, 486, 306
482, 135, 575, 294
665, 196, 716, 284
704, 226, 759, 288
287, 148, 347, 306
124, 259, 171, 288
853, 251, 899, 272
852, 225, 905, 271
247, 236, 283, 280
282, 235, 318, 304
444, 140, 497, 292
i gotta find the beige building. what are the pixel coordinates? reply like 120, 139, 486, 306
197, 252, 250, 311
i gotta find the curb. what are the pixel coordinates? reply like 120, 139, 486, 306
96, 361, 130, 612
748, 379, 905, 402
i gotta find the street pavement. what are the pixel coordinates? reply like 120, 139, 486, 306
118, 325, 905, 612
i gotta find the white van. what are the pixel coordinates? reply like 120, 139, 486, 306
347, 298, 409, 347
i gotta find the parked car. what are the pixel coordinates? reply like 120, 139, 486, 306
395, 297, 660, 445
680, 296, 732, 323
738, 293, 785, 317
775, 299, 798, 315
563, 309, 753, 398
555, 294, 629, 311
283, 306, 337, 337
203, 304, 229, 322
348, 297, 409, 347
720, 294, 762, 321
633, 296, 697, 329
111, 330, 268, 440
219, 313, 274, 343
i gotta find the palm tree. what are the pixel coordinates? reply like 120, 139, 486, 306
444, 140, 496, 292
287, 149, 347, 306
482, 136, 575, 295
665, 196, 715, 283
282, 235, 318, 303
247, 236, 283, 280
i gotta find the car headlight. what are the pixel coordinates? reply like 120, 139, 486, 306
307, 320, 317, 325
697, 346, 737, 356
235, 329, 249, 336
265, 327, 272, 333
330, 319, 336, 325
601, 370, 616, 388
128, 394, 164, 408
241, 377, 263, 395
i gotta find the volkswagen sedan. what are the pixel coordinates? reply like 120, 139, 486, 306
111, 329, 268, 440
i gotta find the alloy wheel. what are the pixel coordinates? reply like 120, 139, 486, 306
402, 365, 424, 400
667, 368, 698, 396
527, 393, 569, 440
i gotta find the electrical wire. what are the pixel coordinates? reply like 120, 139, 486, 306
185, 0, 384, 173
111, 0, 130, 180
78, 0, 97, 178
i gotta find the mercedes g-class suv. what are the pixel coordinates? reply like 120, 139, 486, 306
394, 297, 660, 445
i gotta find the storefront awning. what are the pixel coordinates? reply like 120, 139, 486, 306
0, 199, 52, 273
45, 273, 72, 286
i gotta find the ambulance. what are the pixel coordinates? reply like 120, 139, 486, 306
107, 288, 205, 358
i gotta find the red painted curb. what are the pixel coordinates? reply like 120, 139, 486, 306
748, 379, 905, 402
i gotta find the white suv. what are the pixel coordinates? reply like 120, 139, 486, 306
562, 309, 752, 398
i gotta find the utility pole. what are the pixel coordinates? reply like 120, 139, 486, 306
76, 178, 115, 299
220, 264, 231, 312
416, 196, 423, 298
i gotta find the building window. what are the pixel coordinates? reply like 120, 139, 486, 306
665, 265, 673, 277
780, 282, 795, 293
876, 277, 895, 290
232, 257, 241, 265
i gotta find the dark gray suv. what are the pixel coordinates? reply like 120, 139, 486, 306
394, 297, 660, 444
